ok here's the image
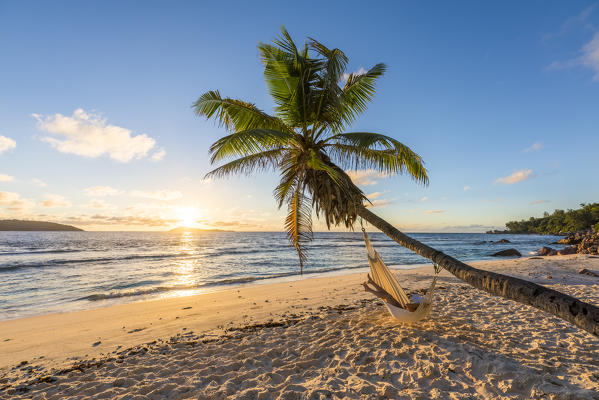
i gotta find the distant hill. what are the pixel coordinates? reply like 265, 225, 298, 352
0, 219, 83, 231
169, 227, 232, 233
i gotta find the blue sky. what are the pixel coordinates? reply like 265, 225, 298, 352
0, 1, 598, 231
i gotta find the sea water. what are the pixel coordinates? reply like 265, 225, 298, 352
0, 231, 564, 321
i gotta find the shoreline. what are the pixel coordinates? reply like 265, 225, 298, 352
2, 254, 598, 398
1, 253, 565, 323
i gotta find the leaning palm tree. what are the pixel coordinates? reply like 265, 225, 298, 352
194, 27, 598, 337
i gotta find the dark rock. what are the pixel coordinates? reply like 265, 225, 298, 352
497, 239, 511, 243
557, 246, 577, 255
490, 248, 521, 257
537, 247, 554, 256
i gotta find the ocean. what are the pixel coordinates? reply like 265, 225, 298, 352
0, 231, 564, 321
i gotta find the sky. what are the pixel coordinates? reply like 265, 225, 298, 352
0, 1, 598, 232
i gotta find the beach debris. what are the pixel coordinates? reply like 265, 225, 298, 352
127, 328, 146, 334
490, 249, 522, 257
579, 268, 599, 277
182, 306, 192, 310
92, 341, 101, 347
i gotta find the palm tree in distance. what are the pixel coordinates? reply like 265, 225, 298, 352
194, 27, 598, 337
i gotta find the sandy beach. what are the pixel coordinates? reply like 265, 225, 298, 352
1, 255, 598, 399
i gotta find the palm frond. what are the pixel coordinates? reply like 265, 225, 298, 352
338, 63, 386, 129
285, 184, 313, 274
192, 91, 290, 133
205, 149, 283, 179
326, 132, 429, 184
209, 129, 297, 163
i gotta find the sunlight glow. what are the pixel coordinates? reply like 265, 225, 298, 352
177, 207, 200, 228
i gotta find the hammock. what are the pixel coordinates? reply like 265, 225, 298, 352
362, 229, 439, 322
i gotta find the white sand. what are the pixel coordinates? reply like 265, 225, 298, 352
1, 255, 598, 399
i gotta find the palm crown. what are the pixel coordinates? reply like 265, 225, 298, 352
193, 27, 428, 273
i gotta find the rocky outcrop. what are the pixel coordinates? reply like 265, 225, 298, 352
539, 230, 599, 256
577, 232, 599, 254
490, 248, 521, 257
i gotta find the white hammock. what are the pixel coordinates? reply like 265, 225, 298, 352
362, 229, 439, 323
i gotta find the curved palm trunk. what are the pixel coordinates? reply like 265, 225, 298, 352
357, 206, 599, 337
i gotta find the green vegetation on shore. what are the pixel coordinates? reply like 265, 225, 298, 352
504, 203, 599, 234
0, 219, 83, 231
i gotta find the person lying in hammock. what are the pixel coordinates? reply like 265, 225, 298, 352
362, 274, 422, 312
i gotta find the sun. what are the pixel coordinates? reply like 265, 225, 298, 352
177, 207, 199, 227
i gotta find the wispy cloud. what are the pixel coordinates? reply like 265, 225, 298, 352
524, 142, 543, 152
130, 189, 183, 201
0, 191, 35, 211
32, 178, 47, 187
495, 169, 534, 184
0, 173, 14, 182
345, 169, 389, 186
33, 109, 161, 162
150, 148, 166, 161
366, 192, 382, 200
530, 199, 551, 205
366, 199, 393, 208
543, 4, 597, 41
425, 209, 443, 214
39, 194, 71, 208
463, 186, 471, 191
84, 186, 121, 197
548, 32, 599, 81
420, 196, 428, 202
0, 136, 16, 154
86, 199, 116, 209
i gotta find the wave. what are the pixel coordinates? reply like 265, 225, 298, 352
0, 249, 82, 256
80, 263, 379, 302
0, 252, 196, 273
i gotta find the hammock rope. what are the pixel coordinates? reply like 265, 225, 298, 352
362, 227, 439, 322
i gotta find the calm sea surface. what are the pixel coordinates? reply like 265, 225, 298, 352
0, 231, 564, 321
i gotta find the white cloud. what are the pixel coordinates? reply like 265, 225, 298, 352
32, 178, 47, 187
366, 192, 382, 200
130, 190, 183, 201
84, 186, 121, 197
0, 173, 14, 182
345, 169, 389, 186
150, 148, 166, 161
530, 200, 551, 205
420, 196, 428, 202
425, 209, 443, 214
463, 186, 470, 191
524, 142, 543, 152
495, 169, 534, 184
548, 32, 599, 81
33, 109, 160, 162
39, 194, 71, 208
0, 136, 16, 154
0, 191, 35, 211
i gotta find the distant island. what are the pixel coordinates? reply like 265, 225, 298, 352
492, 203, 599, 235
168, 227, 232, 233
0, 219, 83, 231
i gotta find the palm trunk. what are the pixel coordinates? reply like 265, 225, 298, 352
357, 206, 599, 337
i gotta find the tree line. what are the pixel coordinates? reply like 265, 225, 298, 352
505, 203, 599, 234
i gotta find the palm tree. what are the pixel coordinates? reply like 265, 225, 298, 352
193, 27, 598, 337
